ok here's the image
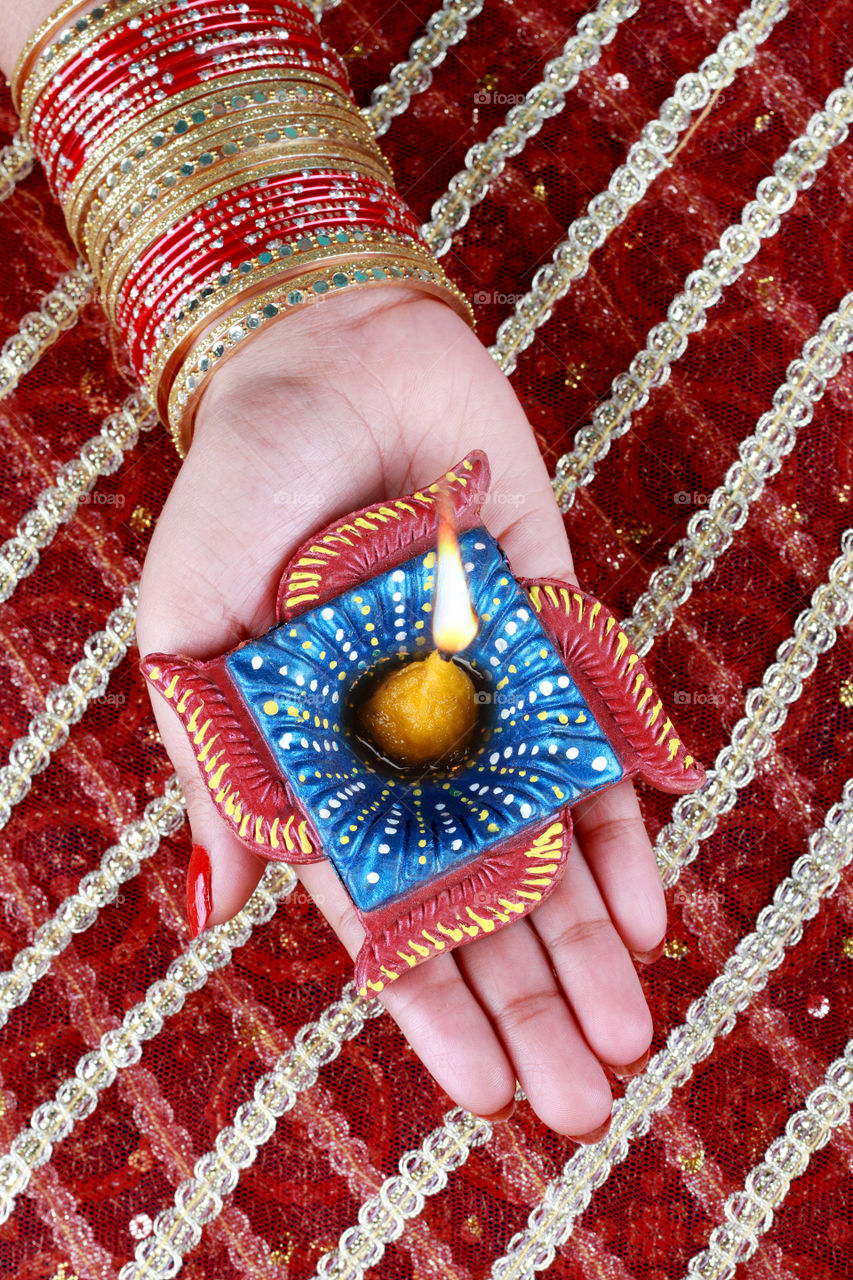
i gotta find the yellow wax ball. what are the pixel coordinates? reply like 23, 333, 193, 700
358, 649, 478, 767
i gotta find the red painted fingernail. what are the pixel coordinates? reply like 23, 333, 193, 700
477, 1100, 515, 1123
187, 844, 212, 939
569, 1114, 611, 1144
632, 938, 665, 965
611, 1048, 651, 1079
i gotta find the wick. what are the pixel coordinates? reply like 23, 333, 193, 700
437, 648, 454, 663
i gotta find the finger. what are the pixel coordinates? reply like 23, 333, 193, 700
146, 691, 267, 933
297, 858, 516, 1118
529, 838, 653, 1074
456, 917, 612, 1136
572, 780, 667, 959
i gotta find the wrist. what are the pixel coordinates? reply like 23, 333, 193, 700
190, 284, 472, 450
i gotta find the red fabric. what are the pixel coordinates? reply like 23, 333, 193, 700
1, 0, 852, 1276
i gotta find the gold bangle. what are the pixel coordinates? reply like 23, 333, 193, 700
83, 102, 383, 258
98, 143, 396, 312
144, 227, 426, 392
165, 250, 475, 454
64, 76, 349, 243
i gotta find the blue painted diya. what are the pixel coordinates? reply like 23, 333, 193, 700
142, 452, 705, 994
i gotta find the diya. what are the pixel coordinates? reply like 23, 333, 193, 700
142, 451, 705, 994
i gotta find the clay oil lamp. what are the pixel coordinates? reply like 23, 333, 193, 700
142, 451, 704, 994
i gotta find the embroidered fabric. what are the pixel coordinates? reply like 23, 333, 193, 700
0, 0, 852, 1277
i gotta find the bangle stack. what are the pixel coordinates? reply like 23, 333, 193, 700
12, 0, 475, 455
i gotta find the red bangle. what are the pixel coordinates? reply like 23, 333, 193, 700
34, 33, 349, 190
132, 219, 424, 373
122, 194, 424, 365
35, 30, 348, 182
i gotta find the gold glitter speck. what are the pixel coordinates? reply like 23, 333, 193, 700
130, 505, 153, 532
665, 938, 688, 960
839, 679, 853, 707
842, 937, 853, 958
467, 1214, 484, 1238
564, 360, 588, 389
677, 1148, 705, 1172
532, 180, 547, 201
51, 1267, 79, 1280
754, 112, 773, 131
477, 71, 499, 92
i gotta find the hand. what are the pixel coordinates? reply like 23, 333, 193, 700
136, 286, 666, 1137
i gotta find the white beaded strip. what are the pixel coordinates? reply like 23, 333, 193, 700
0, 583, 139, 829
552, 67, 853, 505
311, 1107, 493, 1280
656, 528, 853, 887
0, 388, 158, 604
118, 983, 383, 1279
682, 1039, 853, 1280
0, 774, 184, 1029
0, 132, 35, 203
364, 0, 486, 137
0, 263, 94, 399
624, 290, 853, 656
0, 861, 297, 1224
490, 0, 791, 377
489, 775, 853, 1280
423, 0, 642, 258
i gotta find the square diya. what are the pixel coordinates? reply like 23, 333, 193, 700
143, 451, 704, 993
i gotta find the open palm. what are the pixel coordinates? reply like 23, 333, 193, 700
136, 286, 665, 1136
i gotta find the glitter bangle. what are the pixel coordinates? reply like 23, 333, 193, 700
166, 250, 476, 453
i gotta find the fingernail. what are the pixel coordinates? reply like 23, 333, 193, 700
632, 938, 665, 965
477, 1100, 515, 1123
187, 844, 212, 939
569, 1114, 611, 1144
611, 1048, 651, 1079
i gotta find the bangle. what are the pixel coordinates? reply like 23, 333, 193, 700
165, 250, 475, 453
82, 103, 384, 262
63, 78, 344, 233
17, 0, 476, 457
98, 143, 397, 310
124, 199, 426, 369
144, 226, 428, 389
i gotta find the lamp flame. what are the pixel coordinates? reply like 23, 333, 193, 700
432, 491, 479, 655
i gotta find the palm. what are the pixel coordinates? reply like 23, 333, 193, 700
137, 287, 664, 1134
